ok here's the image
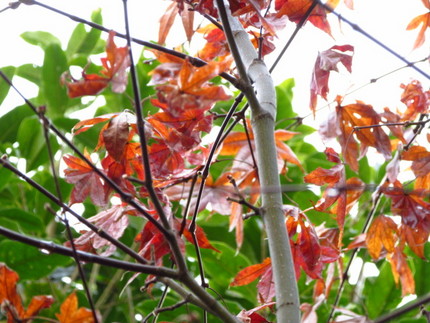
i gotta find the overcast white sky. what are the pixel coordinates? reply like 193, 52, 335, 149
0, 0, 429, 119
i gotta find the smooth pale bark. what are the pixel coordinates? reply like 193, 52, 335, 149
216, 1, 301, 322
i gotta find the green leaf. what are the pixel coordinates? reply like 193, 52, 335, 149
66, 9, 103, 58
0, 208, 44, 234
16, 63, 41, 85
0, 66, 15, 105
412, 243, 430, 297
363, 261, 401, 318
275, 78, 296, 128
42, 43, 69, 117
0, 166, 13, 193
21, 31, 61, 49
16, 116, 60, 171
187, 241, 256, 304
0, 240, 71, 280
0, 104, 33, 143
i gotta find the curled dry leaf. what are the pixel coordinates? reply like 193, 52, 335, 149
310, 45, 354, 114
365, 215, 398, 260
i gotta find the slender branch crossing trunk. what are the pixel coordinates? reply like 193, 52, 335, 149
217, 1, 301, 322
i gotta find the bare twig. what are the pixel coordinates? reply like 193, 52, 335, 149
0, 225, 179, 277
319, 0, 430, 80
39, 107, 98, 323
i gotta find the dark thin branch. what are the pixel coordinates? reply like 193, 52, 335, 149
39, 107, 98, 322
269, 0, 318, 73
122, 0, 187, 274
143, 299, 189, 323
187, 95, 245, 295
319, 0, 430, 80
0, 156, 149, 266
405, 113, 429, 150
301, 56, 430, 121
227, 175, 261, 215
326, 186, 385, 322
0, 225, 179, 278
353, 118, 430, 130
241, 117, 258, 169
17, 0, 241, 90
374, 293, 430, 323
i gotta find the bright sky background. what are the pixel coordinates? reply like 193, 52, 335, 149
0, 0, 429, 122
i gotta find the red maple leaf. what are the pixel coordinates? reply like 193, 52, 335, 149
381, 180, 430, 229
304, 148, 364, 241
237, 302, 275, 323
63, 149, 109, 206
135, 214, 219, 264
219, 120, 303, 173
310, 45, 354, 114
62, 31, 130, 98
320, 99, 392, 171
399, 80, 430, 121
275, 0, 332, 35
0, 264, 54, 323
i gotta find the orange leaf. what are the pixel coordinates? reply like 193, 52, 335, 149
220, 120, 302, 171
388, 247, 415, 296
401, 145, 430, 179
406, 11, 430, 49
182, 220, 221, 253
366, 215, 398, 260
56, 292, 95, 323
0, 264, 24, 321
62, 31, 130, 98
158, 2, 179, 45
336, 101, 392, 171
72, 113, 117, 136
25, 295, 55, 318
0, 265, 53, 322
231, 258, 271, 286
304, 164, 343, 186
62, 73, 109, 98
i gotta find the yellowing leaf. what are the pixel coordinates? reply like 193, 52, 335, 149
0, 264, 53, 323
366, 215, 398, 260
56, 292, 95, 323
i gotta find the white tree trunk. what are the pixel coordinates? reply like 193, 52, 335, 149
216, 1, 301, 322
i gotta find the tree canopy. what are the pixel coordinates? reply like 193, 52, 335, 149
0, 0, 429, 322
